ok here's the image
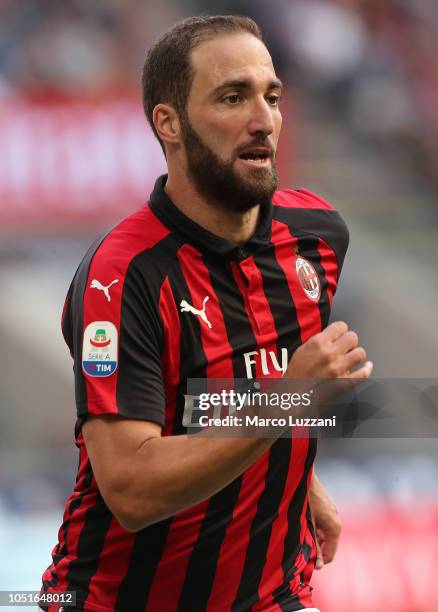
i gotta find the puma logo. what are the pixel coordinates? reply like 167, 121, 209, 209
90, 279, 119, 302
180, 296, 212, 329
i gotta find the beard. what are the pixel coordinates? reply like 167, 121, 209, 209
180, 115, 278, 213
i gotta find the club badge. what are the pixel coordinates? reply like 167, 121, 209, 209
296, 256, 321, 301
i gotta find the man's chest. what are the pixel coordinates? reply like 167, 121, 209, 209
164, 234, 337, 382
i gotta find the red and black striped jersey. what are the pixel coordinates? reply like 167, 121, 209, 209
41, 174, 349, 612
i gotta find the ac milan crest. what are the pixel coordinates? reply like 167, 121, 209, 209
295, 256, 321, 301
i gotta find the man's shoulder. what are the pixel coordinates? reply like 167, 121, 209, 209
82, 204, 174, 276
99, 204, 171, 257
69, 204, 177, 305
271, 186, 348, 237
272, 187, 349, 268
272, 187, 336, 211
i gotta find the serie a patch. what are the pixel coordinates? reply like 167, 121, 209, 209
82, 321, 118, 377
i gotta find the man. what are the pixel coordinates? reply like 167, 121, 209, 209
40, 15, 372, 612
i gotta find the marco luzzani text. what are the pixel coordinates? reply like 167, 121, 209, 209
184, 387, 337, 429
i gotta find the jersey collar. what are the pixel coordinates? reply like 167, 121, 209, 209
148, 174, 273, 259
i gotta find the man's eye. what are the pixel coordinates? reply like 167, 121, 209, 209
224, 94, 241, 105
267, 94, 281, 106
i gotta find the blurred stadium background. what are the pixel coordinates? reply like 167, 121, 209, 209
1, 1, 438, 610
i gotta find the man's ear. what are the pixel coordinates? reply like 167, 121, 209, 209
153, 104, 181, 147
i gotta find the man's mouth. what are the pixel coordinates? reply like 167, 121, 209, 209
237, 147, 272, 168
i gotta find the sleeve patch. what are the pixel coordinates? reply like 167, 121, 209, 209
82, 321, 118, 377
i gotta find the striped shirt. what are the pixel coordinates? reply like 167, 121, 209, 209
41, 174, 349, 612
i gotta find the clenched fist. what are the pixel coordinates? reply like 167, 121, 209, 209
285, 321, 373, 380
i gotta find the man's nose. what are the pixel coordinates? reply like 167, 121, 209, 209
247, 97, 275, 136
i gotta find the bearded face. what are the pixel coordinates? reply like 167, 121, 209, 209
180, 114, 278, 213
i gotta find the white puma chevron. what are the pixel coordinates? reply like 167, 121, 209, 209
180, 296, 212, 329
90, 279, 119, 302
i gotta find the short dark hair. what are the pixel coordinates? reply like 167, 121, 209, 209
141, 15, 263, 147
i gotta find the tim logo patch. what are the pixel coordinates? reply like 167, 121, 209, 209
296, 256, 321, 301
82, 321, 118, 377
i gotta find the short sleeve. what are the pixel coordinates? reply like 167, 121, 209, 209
63, 238, 166, 427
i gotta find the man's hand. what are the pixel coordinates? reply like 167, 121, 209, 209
309, 473, 342, 569
285, 321, 373, 380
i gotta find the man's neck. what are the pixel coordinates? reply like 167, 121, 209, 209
164, 173, 261, 246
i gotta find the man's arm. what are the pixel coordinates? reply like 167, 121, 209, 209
84, 321, 372, 532
84, 417, 275, 532
309, 472, 342, 569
